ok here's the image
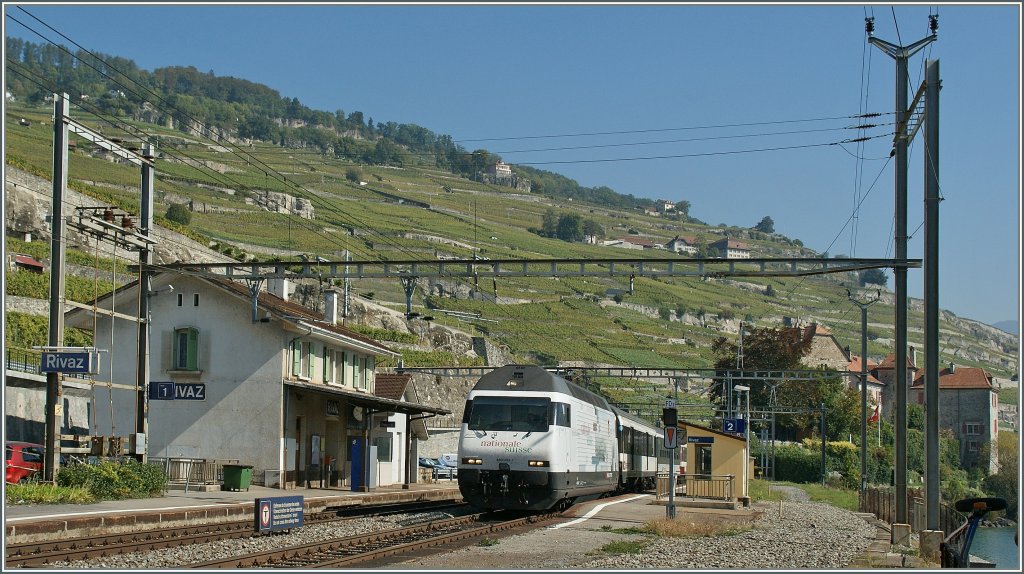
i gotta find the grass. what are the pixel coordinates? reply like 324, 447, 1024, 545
4, 482, 95, 505
771, 480, 860, 511
598, 540, 651, 554
477, 537, 500, 547
644, 517, 754, 538
749, 478, 786, 502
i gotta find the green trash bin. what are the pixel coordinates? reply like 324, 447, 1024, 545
222, 464, 253, 491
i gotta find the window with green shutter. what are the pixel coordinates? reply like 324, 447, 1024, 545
305, 342, 314, 379
291, 339, 301, 376
172, 327, 199, 371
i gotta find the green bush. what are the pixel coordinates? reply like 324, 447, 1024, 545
772, 444, 820, 483
165, 202, 192, 225
57, 460, 166, 500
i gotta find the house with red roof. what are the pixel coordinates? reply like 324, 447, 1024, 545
710, 237, 751, 259
911, 364, 999, 473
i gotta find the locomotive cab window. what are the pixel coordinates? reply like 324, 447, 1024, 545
466, 397, 551, 432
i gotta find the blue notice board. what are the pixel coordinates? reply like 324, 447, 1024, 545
687, 436, 714, 444
255, 496, 304, 532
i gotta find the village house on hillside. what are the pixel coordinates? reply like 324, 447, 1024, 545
710, 237, 751, 259
64, 273, 448, 490
665, 235, 698, 255
911, 365, 999, 473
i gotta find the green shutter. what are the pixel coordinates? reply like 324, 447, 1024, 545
322, 348, 330, 381
306, 343, 314, 378
291, 340, 301, 376
186, 327, 199, 370
339, 352, 347, 385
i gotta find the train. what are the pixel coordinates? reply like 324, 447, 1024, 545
456, 364, 670, 511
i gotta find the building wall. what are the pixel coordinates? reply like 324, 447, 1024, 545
682, 425, 749, 499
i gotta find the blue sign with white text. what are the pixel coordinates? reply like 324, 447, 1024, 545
723, 418, 746, 434
255, 496, 304, 532
687, 436, 714, 444
40, 351, 98, 374
149, 382, 206, 401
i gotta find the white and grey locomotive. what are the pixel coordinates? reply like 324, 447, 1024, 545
457, 365, 668, 511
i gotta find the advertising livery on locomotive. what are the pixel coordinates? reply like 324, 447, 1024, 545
457, 365, 669, 511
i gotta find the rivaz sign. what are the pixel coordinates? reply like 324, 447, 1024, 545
40, 351, 100, 374
148, 381, 206, 401
255, 496, 304, 533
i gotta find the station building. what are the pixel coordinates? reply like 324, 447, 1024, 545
64, 272, 449, 490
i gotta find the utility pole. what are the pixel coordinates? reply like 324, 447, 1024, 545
136, 143, 156, 462
44, 93, 70, 482
923, 57, 941, 532
867, 15, 936, 527
848, 288, 881, 495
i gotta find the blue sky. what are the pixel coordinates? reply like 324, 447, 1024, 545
3, 3, 1020, 328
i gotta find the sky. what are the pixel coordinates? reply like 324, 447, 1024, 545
2, 2, 1021, 329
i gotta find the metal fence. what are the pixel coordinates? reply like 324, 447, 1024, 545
5, 347, 41, 374
681, 474, 735, 501
860, 486, 966, 536
149, 457, 239, 491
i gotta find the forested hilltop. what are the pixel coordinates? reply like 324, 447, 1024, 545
4, 37, 658, 212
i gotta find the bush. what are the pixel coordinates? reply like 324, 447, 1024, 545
345, 168, 361, 183
165, 203, 192, 225
772, 444, 820, 483
56, 460, 166, 500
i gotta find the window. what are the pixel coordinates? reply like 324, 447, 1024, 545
551, 402, 571, 427
172, 327, 199, 370
323, 348, 334, 383
965, 422, 983, 435
303, 342, 313, 379
193, 293, 200, 306
466, 396, 551, 432
353, 355, 362, 389
336, 352, 347, 386
696, 444, 713, 475
366, 356, 375, 391
375, 434, 392, 462
290, 339, 301, 377
176, 293, 183, 307
968, 440, 980, 453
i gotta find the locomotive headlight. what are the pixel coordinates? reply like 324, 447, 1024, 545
462, 457, 483, 465
528, 460, 550, 467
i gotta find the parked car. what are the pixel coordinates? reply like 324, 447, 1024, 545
5, 441, 44, 484
418, 457, 454, 480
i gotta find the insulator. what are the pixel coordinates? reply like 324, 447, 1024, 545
121, 216, 134, 230
929, 15, 938, 33
103, 208, 115, 222
865, 17, 875, 34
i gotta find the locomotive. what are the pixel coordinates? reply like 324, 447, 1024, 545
456, 365, 669, 511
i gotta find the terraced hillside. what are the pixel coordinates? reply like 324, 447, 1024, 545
3, 100, 1018, 383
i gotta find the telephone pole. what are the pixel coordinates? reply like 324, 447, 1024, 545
867, 15, 936, 528
848, 288, 881, 495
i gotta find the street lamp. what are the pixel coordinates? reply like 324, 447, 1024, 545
734, 384, 750, 503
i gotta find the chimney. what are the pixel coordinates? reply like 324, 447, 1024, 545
910, 346, 917, 368
324, 288, 339, 325
949, 362, 955, 374
267, 277, 290, 302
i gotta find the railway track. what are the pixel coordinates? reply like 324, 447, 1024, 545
4, 500, 469, 568
187, 511, 559, 568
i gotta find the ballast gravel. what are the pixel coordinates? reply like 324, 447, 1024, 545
37, 501, 876, 570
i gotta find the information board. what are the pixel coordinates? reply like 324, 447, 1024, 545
255, 496, 304, 533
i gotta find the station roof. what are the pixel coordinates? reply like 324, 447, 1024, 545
285, 378, 451, 417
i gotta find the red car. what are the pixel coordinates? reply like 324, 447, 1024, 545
5, 441, 44, 484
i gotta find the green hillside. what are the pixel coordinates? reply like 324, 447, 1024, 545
3, 40, 1017, 380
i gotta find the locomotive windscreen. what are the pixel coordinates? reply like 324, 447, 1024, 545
466, 396, 551, 432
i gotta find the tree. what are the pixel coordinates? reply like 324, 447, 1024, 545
860, 269, 888, 287
556, 213, 584, 242
345, 168, 361, 183
541, 208, 558, 238
754, 216, 775, 234
711, 326, 811, 412
165, 203, 191, 226
582, 218, 604, 239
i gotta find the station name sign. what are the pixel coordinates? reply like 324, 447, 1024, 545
255, 496, 304, 533
40, 351, 100, 374
148, 381, 206, 401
